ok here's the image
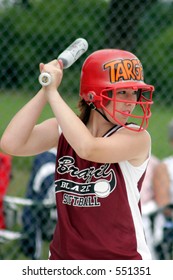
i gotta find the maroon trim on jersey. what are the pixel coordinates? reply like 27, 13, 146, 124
138, 170, 147, 213
102, 124, 121, 137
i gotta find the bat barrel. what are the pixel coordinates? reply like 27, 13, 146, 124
38, 38, 88, 86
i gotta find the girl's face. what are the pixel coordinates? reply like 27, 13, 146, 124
104, 88, 139, 125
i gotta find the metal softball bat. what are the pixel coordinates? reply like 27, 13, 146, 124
39, 38, 88, 86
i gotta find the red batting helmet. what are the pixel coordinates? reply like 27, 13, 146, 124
79, 49, 154, 131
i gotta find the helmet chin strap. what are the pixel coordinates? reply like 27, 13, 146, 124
89, 102, 110, 122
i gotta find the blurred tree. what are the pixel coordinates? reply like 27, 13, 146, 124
0, 0, 107, 91
21, 0, 31, 8
105, 0, 157, 51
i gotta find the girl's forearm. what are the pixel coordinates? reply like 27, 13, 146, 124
46, 89, 92, 157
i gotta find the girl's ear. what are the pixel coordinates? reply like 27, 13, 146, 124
39, 63, 44, 73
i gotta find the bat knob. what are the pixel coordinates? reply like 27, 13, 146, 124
39, 72, 52, 86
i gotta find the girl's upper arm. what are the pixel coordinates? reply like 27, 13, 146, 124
2, 118, 59, 157
78, 128, 150, 165
30, 118, 60, 154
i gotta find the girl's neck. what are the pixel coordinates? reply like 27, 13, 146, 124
86, 109, 115, 137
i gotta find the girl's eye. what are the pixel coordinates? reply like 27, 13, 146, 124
117, 91, 126, 95
117, 90, 139, 95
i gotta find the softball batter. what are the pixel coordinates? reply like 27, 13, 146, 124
1, 49, 154, 259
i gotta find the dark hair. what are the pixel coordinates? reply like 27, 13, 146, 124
77, 98, 91, 125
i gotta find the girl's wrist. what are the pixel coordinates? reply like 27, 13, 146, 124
44, 88, 60, 102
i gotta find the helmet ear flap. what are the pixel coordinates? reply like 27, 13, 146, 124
85, 90, 113, 108
87, 91, 97, 102
85, 91, 102, 108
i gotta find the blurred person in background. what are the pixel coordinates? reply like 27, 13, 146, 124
0, 152, 12, 229
1, 49, 155, 260
21, 148, 57, 259
153, 119, 173, 259
140, 154, 160, 259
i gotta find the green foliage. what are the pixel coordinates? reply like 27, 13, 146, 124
0, 0, 108, 91
137, 2, 173, 103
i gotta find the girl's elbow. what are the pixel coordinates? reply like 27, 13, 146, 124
1, 135, 17, 155
1, 135, 8, 151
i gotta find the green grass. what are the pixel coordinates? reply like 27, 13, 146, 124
147, 104, 173, 158
131, 101, 173, 158
0, 89, 79, 138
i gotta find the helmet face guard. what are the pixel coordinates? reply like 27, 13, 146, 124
99, 85, 154, 131
80, 49, 154, 131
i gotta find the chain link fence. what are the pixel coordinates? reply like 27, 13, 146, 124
0, 0, 173, 259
